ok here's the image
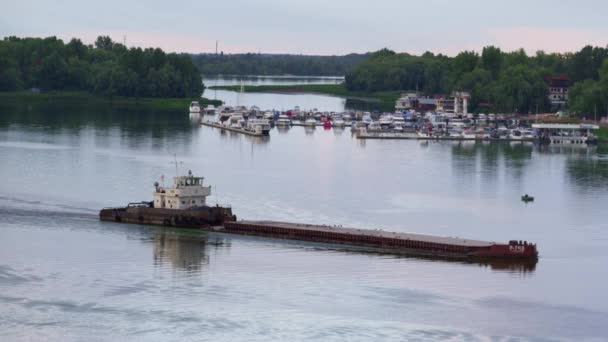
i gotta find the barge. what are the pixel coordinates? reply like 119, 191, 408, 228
99, 171, 538, 261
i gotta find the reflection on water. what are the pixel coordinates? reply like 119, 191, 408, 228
152, 229, 228, 270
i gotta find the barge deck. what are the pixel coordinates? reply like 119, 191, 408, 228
220, 221, 538, 260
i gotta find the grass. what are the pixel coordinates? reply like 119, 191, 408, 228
209, 83, 400, 108
0, 91, 222, 111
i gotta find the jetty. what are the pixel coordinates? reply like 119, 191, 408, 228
355, 131, 535, 141
201, 120, 264, 137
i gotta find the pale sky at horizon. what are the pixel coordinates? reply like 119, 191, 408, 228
2, 0, 607, 56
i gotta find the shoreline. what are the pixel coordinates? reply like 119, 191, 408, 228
0, 91, 223, 111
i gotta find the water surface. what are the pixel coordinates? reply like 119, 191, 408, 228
1, 96, 608, 341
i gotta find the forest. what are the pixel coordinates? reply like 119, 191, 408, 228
191, 52, 370, 76
0, 36, 203, 98
345, 47, 608, 115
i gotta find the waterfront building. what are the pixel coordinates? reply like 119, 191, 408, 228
395, 92, 437, 112
436, 91, 470, 114
545, 75, 570, 109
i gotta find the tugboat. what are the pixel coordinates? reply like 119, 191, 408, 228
99, 170, 235, 227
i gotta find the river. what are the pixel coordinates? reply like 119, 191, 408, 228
202, 75, 352, 112
1, 77, 608, 341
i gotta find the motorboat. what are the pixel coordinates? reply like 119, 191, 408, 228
203, 105, 216, 115
246, 119, 271, 135
189, 101, 201, 114
333, 117, 345, 128
275, 114, 291, 127
304, 117, 317, 127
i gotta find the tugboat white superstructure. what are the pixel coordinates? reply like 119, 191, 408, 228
153, 170, 211, 210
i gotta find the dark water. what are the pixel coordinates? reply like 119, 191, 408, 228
1, 96, 608, 341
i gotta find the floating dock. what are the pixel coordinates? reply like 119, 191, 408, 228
355, 132, 535, 141
201, 120, 264, 136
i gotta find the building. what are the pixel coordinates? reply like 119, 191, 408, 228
436, 91, 471, 114
395, 93, 437, 112
546, 76, 570, 109
395, 93, 419, 111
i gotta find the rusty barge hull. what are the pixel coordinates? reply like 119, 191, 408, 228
222, 221, 538, 260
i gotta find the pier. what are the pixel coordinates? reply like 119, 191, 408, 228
355, 132, 535, 141
201, 120, 264, 137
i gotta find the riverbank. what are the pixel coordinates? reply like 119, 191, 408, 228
0, 91, 222, 111
208, 84, 399, 109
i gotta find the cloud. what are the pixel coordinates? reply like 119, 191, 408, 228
485, 27, 608, 54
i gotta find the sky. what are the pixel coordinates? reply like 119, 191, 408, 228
1, 0, 607, 56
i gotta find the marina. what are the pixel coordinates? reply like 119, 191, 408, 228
195, 103, 601, 144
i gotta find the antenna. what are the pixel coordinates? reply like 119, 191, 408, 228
170, 154, 183, 177
216, 40, 218, 55
123, 34, 127, 47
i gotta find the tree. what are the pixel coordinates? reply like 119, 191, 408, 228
481, 46, 503, 79
38, 51, 68, 89
94, 36, 113, 51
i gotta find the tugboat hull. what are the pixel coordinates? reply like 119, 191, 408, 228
99, 205, 235, 228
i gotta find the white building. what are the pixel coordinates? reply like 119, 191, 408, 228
395, 93, 419, 111
153, 170, 211, 210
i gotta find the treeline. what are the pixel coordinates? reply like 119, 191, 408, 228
345, 47, 608, 114
0, 36, 203, 98
191, 53, 370, 76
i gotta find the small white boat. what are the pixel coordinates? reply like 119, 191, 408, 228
275, 114, 291, 127
378, 115, 393, 128
246, 119, 271, 135
333, 118, 346, 127
203, 105, 216, 115
368, 122, 382, 132
189, 101, 201, 114
304, 118, 317, 127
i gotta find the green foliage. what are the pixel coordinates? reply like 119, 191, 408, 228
191, 52, 370, 76
0, 36, 203, 98
346, 45, 608, 114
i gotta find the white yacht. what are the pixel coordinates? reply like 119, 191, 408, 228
189, 101, 201, 114
378, 115, 393, 129
218, 106, 234, 123
203, 105, 216, 115
275, 114, 291, 127
225, 114, 245, 129
333, 117, 346, 128
246, 119, 271, 135
367, 122, 382, 132
304, 117, 317, 127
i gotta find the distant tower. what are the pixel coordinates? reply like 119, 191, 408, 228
123, 35, 127, 47
215, 40, 218, 55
